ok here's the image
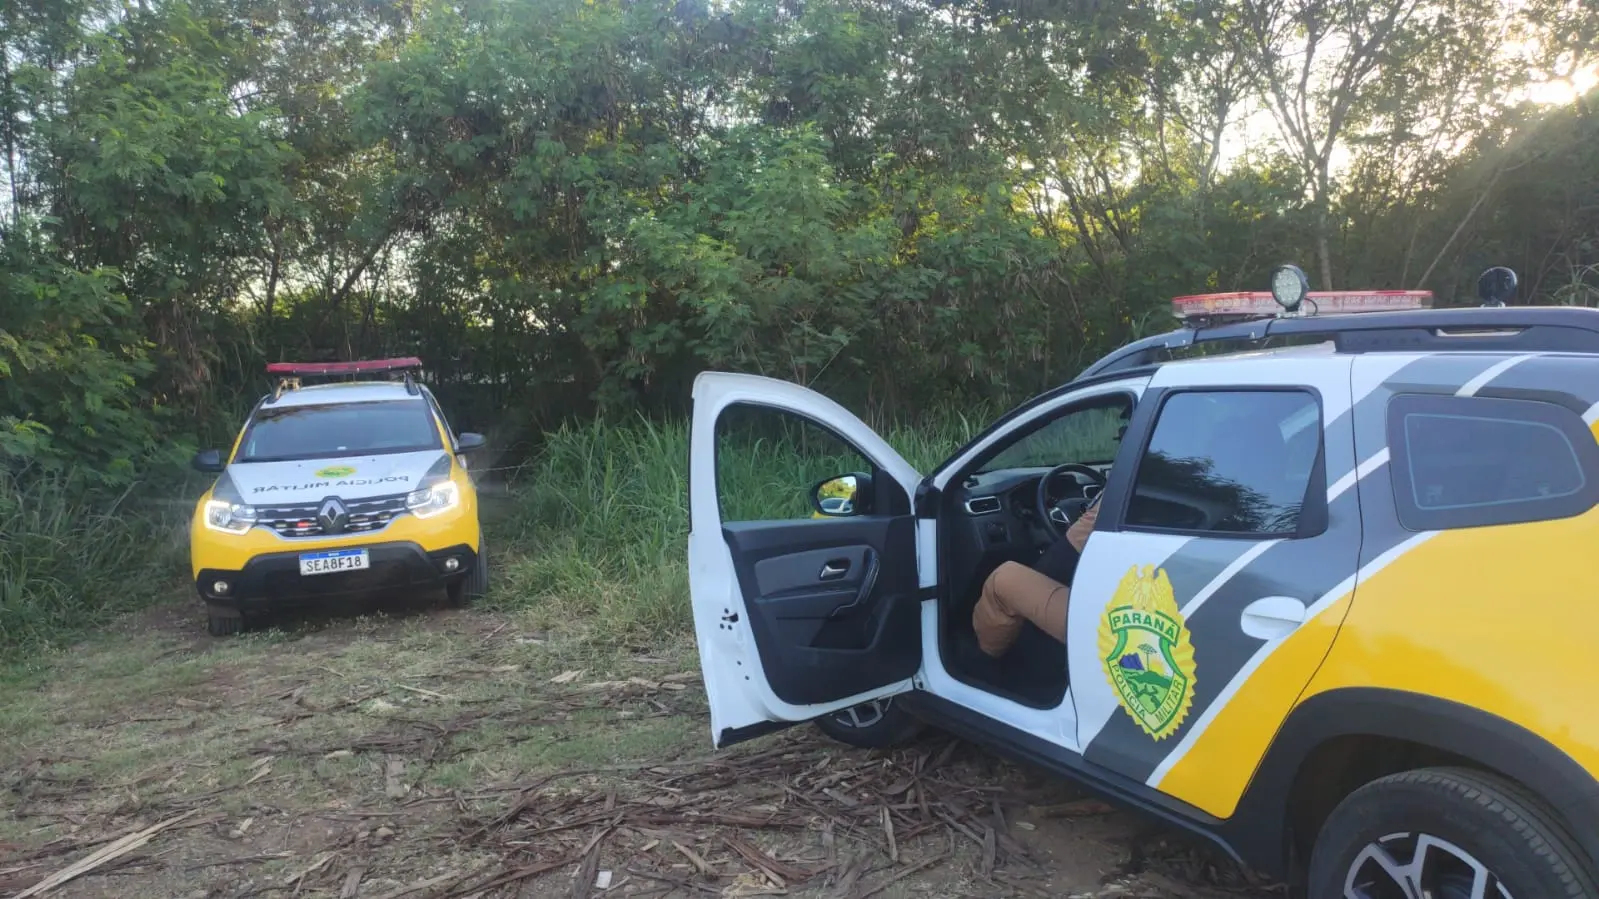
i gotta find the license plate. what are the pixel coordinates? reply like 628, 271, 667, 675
299, 549, 370, 576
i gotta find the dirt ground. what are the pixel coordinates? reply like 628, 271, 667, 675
0, 595, 1285, 898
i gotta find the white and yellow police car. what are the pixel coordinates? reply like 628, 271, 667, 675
189, 358, 487, 635
686, 266, 1599, 898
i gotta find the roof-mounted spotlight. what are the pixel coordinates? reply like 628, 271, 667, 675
1270, 264, 1311, 314
1478, 266, 1517, 307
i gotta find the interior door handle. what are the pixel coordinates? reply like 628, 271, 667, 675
827, 550, 880, 619
819, 559, 851, 580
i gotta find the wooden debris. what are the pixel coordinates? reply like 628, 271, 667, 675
16, 810, 199, 898
432, 729, 1071, 895
855, 854, 946, 899
395, 684, 450, 700
185, 852, 294, 871
340, 865, 367, 898
283, 851, 335, 888
672, 840, 714, 876
881, 807, 898, 863
369, 868, 469, 899
384, 757, 408, 798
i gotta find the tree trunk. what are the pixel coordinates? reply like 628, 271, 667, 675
1314, 171, 1335, 290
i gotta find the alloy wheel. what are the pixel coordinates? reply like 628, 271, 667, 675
1344, 832, 1511, 899
829, 697, 892, 730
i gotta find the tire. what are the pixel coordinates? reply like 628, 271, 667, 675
206, 604, 243, 637
1308, 766, 1599, 899
812, 696, 926, 749
447, 542, 488, 607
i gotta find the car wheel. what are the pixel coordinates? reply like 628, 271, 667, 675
206, 604, 243, 637
1308, 766, 1599, 899
447, 543, 488, 607
812, 696, 926, 749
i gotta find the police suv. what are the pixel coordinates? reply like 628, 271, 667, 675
189, 358, 488, 635
686, 266, 1599, 898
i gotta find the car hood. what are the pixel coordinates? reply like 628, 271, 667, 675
225, 451, 448, 505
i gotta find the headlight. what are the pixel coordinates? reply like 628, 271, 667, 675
204, 499, 257, 535
407, 481, 460, 519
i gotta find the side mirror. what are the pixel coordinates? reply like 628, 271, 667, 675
810, 472, 873, 518
191, 449, 226, 473
456, 432, 486, 452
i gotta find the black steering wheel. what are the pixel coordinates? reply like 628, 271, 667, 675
1035, 463, 1108, 538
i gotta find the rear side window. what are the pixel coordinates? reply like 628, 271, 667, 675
1125, 389, 1323, 536
1387, 394, 1599, 530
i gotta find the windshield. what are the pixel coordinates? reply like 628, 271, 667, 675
235, 400, 441, 463
976, 400, 1132, 473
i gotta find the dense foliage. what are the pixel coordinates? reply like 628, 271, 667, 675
5, 0, 1596, 474
0, 0, 1595, 651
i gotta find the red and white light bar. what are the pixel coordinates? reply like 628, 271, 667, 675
266, 357, 423, 376
1171, 290, 1433, 321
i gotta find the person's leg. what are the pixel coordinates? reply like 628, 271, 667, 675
971, 562, 1070, 657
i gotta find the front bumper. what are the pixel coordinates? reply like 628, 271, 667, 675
196, 541, 477, 608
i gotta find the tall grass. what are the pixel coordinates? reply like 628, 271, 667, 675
0, 475, 184, 661
0, 404, 1094, 657
490, 412, 987, 644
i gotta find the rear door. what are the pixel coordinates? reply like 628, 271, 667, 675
1066, 355, 1362, 816
690, 372, 925, 748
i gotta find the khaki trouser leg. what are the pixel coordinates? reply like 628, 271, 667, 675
971, 562, 1070, 657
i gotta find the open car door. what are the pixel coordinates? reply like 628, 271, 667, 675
690, 372, 925, 748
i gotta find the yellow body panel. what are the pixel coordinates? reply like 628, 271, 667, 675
189, 463, 480, 576
1153, 594, 1354, 817
1303, 510, 1599, 780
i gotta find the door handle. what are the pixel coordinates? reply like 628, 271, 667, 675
1240, 595, 1308, 640
819, 559, 851, 580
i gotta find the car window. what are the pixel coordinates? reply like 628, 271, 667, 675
423, 390, 457, 444
236, 400, 442, 462
715, 403, 875, 522
1126, 390, 1321, 535
978, 400, 1131, 473
1387, 393, 1599, 530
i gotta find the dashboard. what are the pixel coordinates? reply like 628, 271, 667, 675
944, 464, 1110, 598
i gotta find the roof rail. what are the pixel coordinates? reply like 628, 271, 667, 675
265, 357, 424, 403
1075, 265, 1598, 381
1076, 306, 1599, 380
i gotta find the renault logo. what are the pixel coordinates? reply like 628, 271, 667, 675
318, 497, 348, 534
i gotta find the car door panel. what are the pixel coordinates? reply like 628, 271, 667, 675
689, 371, 926, 747
750, 542, 873, 603
724, 517, 920, 705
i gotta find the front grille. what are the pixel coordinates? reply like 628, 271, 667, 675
255, 494, 409, 538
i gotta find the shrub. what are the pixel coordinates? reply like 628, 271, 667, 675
0, 474, 184, 660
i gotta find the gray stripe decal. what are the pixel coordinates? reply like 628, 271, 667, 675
1082, 489, 1377, 776
1456, 354, 1532, 396
1472, 355, 1599, 414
